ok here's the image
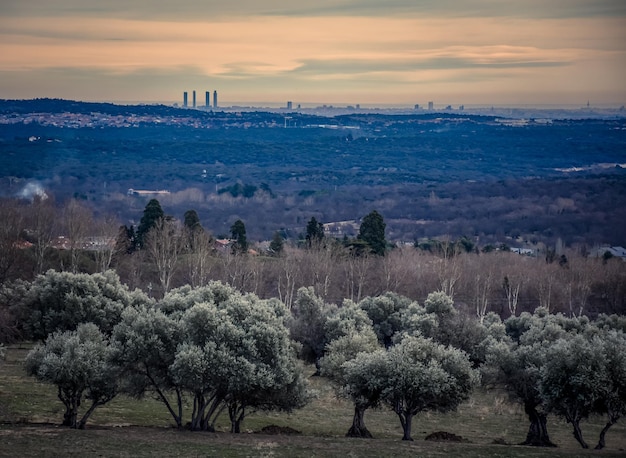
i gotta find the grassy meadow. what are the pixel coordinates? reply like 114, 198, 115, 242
1, 344, 625, 457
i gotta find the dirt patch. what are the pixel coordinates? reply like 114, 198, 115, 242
424, 431, 471, 443
257, 424, 302, 435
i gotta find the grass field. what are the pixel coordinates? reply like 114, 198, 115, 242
1, 344, 625, 457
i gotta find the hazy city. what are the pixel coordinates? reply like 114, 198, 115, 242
1, 1, 625, 457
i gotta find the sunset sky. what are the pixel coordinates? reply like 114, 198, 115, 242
1, 1, 625, 107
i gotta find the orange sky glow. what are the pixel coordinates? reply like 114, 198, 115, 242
0, 1, 624, 107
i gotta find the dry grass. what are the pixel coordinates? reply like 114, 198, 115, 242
1, 344, 625, 457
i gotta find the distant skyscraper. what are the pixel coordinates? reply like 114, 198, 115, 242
428, 101, 434, 110
287, 101, 293, 110
213, 90, 218, 108
414, 104, 420, 110
183, 92, 188, 107
206, 91, 210, 107
192, 90, 196, 108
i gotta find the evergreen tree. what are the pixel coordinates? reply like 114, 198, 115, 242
269, 231, 284, 256
305, 217, 325, 247
358, 210, 386, 256
183, 209, 202, 232
136, 199, 164, 248
230, 219, 248, 254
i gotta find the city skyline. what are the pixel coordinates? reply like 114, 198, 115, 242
0, 1, 625, 106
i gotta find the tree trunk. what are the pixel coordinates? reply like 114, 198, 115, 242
346, 405, 373, 438
77, 400, 102, 429
595, 416, 618, 450
571, 418, 588, 449
400, 413, 414, 441
521, 403, 556, 447
228, 401, 246, 434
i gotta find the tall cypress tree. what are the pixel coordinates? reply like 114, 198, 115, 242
358, 210, 386, 256
230, 219, 248, 254
136, 199, 164, 248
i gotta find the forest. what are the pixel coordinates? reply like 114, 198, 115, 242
1, 99, 625, 246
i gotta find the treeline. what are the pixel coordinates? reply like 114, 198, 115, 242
2, 270, 625, 449
0, 195, 625, 345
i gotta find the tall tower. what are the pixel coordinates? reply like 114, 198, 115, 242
192, 90, 197, 108
183, 92, 188, 107
213, 90, 218, 108
205, 91, 210, 107
428, 101, 434, 110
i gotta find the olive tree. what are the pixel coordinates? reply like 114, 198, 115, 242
358, 292, 412, 348
109, 305, 185, 428
540, 334, 607, 449
288, 286, 337, 375
14, 270, 150, 341
25, 323, 117, 429
382, 335, 478, 441
112, 282, 307, 433
485, 308, 591, 447
170, 291, 307, 433
320, 301, 381, 437
540, 329, 626, 450
593, 330, 626, 449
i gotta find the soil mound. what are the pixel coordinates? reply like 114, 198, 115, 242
424, 431, 470, 443
257, 425, 302, 435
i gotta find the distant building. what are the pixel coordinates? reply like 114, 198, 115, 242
183, 92, 188, 107
205, 91, 210, 107
414, 104, 420, 110
192, 90, 196, 108
287, 101, 293, 110
213, 90, 218, 108
428, 101, 434, 110
127, 188, 171, 196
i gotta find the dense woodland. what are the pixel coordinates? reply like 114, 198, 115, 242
1, 99, 625, 245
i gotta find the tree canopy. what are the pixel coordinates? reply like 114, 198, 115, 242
358, 210, 386, 256
25, 323, 117, 429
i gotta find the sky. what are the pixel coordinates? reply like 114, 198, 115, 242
0, 1, 625, 107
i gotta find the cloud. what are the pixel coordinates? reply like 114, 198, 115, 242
2, 0, 625, 20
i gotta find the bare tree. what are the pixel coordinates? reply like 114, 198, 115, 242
0, 199, 26, 283
144, 218, 183, 296
276, 247, 302, 309
91, 214, 120, 273
436, 238, 461, 300
564, 255, 594, 317
28, 196, 57, 275
344, 254, 371, 303
62, 199, 93, 273
182, 228, 215, 288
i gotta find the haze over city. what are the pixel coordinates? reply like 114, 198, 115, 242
1, 0, 625, 107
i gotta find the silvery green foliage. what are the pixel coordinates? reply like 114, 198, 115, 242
382, 335, 478, 441
288, 287, 337, 370
109, 305, 185, 427
540, 334, 607, 449
540, 330, 626, 449
171, 289, 307, 433
112, 281, 307, 432
24, 323, 117, 429
16, 270, 151, 340
593, 330, 626, 449
358, 292, 413, 348
319, 300, 381, 438
487, 307, 598, 447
